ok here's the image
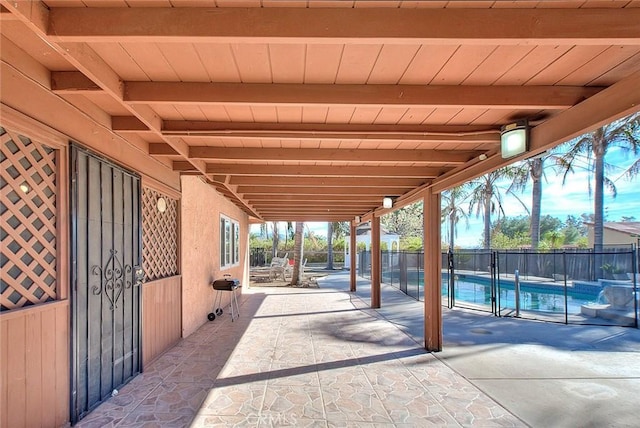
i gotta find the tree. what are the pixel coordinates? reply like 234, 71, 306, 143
271, 222, 279, 258
326, 222, 334, 270
491, 215, 529, 239
509, 154, 561, 249
441, 185, 470, 250
290, 222, 304, 286
283, 222, 294, 251
468, 168, 527, 249
557, 113, 640, 277
382, 201, 423, 237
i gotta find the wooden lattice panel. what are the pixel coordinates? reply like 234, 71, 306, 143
142, 187, 178, 281
1, 128, 57, 311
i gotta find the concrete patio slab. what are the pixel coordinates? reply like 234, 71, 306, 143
345, 272, 640, 428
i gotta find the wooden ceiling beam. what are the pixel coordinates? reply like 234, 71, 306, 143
262, 215, 354, 222
125, 82, 600, 110
51, 71, 100, 93
258, 207, 365, 212
112, 116, 151, 132
46, 7, 640, 45
252, 205, 372, 212
251, 200, 376, 207
229, 176, 427, 187
164, 121, 498, 138
246, 194, 381, 202
188, 146, 477, 164
163, 121, 500, 143
237, 186, 407, 195
201, 164, 442, 178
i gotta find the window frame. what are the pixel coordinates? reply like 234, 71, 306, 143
220, 214, 240, 269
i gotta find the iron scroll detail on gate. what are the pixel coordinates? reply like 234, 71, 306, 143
91, 249, 133, 310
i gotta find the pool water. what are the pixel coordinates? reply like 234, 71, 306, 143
442, 277, 597, 314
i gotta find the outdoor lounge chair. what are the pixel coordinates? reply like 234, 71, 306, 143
269, 256, 290, 281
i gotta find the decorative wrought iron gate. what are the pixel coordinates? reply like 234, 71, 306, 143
70, 145, 143, 423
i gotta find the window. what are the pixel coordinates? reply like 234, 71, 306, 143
220, 215, 240, 268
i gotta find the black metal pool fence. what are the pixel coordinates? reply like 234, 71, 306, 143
358, 247, 638, 327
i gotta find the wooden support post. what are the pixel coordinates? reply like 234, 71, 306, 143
350, 221, 357, 292
371, 216, 381, 309
424, 188, 443, 352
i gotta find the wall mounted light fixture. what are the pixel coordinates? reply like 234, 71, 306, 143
157, 197, 167, 213
501, 120, 529, 159
19, 182, 31, 194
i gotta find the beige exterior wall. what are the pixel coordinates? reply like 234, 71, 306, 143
180, 176, 249, 338
588, 227, 637, 247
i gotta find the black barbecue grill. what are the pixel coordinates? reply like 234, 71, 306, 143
208, 275, 240, 322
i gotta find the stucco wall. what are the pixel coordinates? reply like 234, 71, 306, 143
180, 176, 249, 338
588, 227, 637, 247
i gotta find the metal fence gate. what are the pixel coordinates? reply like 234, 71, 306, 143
70, 145, 143, 423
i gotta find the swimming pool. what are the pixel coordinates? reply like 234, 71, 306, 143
442, 274, 598, 314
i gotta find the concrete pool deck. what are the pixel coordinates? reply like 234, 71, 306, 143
343, 271, 640, 427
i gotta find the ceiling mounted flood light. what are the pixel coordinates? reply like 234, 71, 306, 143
501, 120, 529, 159
383, 197, 393, 209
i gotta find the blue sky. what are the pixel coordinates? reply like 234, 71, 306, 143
450, 146, 640, 247
252, 146, 640, 247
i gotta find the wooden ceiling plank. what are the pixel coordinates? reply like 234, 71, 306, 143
432, 45, 498, 85
231, 43, 272, 83
304, 44, 343, 84
46, 7, 640, 45
123, 82, 602, 110
188, 146, 479, 163
335, 44, 383, 84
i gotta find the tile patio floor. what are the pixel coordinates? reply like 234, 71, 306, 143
76, 275, 524, 427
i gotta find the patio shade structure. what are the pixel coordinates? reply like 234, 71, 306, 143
2, 1, 639, 222
2, 1, 640, 354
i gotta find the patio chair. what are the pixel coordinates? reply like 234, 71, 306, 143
269, 257, 289, 281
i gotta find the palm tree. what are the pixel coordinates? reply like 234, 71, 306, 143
468, 167, 527, 249
290, 221, 304, 286
441, 185, 470, 251
271, 221, 279, 258
509, 154, 563, 249
557, 113, 640, 277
